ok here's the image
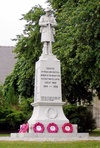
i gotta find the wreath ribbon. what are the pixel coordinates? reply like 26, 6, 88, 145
19, 123, 29, 133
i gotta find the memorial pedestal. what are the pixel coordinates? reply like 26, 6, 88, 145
11, 54, 89, 139
28, 54, 76, 134
10, 8, 89, 139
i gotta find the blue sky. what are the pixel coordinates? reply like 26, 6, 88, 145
0, 0, 47, 46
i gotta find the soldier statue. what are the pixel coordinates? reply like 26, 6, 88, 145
39, 7, 57, 55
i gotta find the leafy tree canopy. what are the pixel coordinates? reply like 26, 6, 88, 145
51, 0, 100, 103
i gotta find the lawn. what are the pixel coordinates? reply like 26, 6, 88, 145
0, 129, 100, 148
0, 134, 9, 137
89, 128, 100, 136
0, 141, 100, 148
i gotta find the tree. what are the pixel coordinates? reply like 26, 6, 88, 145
0, 84, 4, 106
48, 0, 100, 103
3, 5, 44, 98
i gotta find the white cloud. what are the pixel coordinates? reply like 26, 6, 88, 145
0, 0, 47, 46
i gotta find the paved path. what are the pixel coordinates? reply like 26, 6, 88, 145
0, 136, 100, 141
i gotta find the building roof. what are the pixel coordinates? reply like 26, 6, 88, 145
0, 46, 17, 84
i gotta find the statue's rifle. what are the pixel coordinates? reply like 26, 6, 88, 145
48, 22, 52, 54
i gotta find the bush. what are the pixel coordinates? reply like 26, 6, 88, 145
0, 98, 33, 131
0, 108, 25, 131
63, 105, 96, 132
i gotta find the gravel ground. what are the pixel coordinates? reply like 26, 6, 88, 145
0, 136, 100, 141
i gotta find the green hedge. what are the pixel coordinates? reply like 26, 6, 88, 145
0, 108, 26, 130
63, 105, 96, 132
0, 98, 33, 131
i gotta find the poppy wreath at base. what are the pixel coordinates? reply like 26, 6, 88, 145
33, 122, 45, 133
19, 123, 29, 133
47, 123, 59, 133
62, 123, 73, 133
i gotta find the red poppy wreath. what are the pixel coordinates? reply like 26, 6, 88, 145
62, 123, 73, 133
33, 122, 45, 133
47, 123, 59, 133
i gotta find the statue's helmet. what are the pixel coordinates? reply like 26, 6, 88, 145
45, 7, 52, 12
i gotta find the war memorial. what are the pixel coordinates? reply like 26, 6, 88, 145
11, 7, 89, 140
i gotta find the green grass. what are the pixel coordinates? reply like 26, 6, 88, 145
89, 128, 100, 136
0, 141, 100, 148
0, 134, 10, 137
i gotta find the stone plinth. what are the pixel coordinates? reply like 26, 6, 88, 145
11, 54, 89, 139
28, 55, 70, 134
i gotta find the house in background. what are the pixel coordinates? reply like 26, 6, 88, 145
0, 46, 17, 84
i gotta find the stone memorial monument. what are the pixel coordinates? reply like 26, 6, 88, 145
11, 7, 89, 139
